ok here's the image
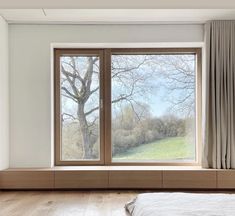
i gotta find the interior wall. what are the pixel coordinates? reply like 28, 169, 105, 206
9, 24, 204, 168
0, 16, 9, 170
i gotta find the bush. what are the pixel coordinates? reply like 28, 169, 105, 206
112, 114, 187, 155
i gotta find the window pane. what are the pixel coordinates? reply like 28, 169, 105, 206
60, 56, 100, 160
111, 54, 196, 162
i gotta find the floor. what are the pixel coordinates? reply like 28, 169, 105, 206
0, 190, 138, 216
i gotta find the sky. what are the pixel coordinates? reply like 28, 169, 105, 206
111, 54, 196, 118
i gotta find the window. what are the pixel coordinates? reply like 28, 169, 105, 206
55, 50, 104, 165
55, 48, 201, 165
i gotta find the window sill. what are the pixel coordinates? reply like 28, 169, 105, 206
3, 165, 213, 171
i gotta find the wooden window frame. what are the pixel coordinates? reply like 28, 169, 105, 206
54, 49, 105, 165
54, 48, 202, 166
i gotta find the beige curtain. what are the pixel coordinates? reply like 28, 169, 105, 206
202, 21, 235, 169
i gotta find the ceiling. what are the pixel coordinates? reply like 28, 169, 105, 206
0, 0, 235, 9
0, 9, 235, 24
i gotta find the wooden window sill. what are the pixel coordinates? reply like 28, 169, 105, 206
3, 165, 211, 171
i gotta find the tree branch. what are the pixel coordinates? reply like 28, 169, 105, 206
62, 113, 77, 121
61, 93, 78, 103
85, 106, 99, 116
61, 86, 78, 100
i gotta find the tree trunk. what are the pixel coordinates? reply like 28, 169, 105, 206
77, 103, 93, 159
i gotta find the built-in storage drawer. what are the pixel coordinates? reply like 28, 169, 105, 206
0, 171, 54, 189
54, 171, 109, 189
163, 170, 216, 189
109, 171, 162, 189
217, 171, 235, 189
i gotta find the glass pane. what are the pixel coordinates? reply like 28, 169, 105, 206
60, 55, 100, 160
111, 54, 196, 162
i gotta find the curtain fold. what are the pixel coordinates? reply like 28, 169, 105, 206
202, 21, 235, 169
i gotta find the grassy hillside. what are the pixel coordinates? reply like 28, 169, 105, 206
113, 137, 195, 161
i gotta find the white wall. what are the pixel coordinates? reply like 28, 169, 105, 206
0, 16, 9, 170
9, 24, 204, 168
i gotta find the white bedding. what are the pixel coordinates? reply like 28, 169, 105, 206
125, 192, 235, 216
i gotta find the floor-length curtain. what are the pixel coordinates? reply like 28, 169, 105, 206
202, 21, 235, 169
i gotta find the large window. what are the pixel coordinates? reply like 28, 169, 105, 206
55, 48, 201, 165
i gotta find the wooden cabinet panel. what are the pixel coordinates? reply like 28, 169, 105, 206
217, 171, 235, 189
0, 171, 54, 189
109, 171, 162, 188
163, 171, 216, 189
0, 169, 221, 189
54, 171, 109, 189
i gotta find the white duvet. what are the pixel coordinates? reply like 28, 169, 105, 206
125, 192, 235, 216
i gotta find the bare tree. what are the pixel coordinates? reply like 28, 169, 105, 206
61, 55, 151, 159
150, 55, 195, 116
61, 57, 100, 158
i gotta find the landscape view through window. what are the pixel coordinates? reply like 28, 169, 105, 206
60, 55, 100, 160
59, 53, 196, 162
111, 54, 196, 162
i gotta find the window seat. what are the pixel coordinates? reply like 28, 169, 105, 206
0, 166, 234, 190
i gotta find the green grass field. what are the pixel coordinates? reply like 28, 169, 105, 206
113, 137, 195, 161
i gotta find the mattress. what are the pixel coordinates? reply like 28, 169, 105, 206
125, 192, 235, 216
